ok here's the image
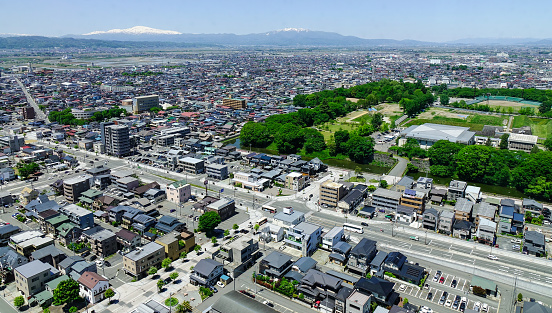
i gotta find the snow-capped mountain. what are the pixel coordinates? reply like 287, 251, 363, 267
83, 26, 182, 36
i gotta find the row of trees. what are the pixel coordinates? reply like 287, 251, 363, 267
426, 139, 552, 200
48, 107, 127, 126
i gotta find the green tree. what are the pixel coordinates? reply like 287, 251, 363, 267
531, 145, 541, 154
518, 293, 523, 302
327, 134, 338, 156
380, 180, 388, 188
371, 112, 384, 130
440, 94, 450, 106
104, 288, 115, 304
368, 185, 377, 192
14, 296, 24, 309
403, 298, 409, 305
240, 122, 273, 148
157, 279, 164, 292
499, 133, 509, 150
180, 251, 187, 260
232, 224, 239, 230
345, 135, 375, 163
198, 211, 221, 235
162, 258, 172, 270
254, 224, 260, 233
354, 166, 362, 177
455, 145, 493, 182
223, 229, 230, 237
194, 245, 202, 253
211, 236, 217, 245
69, 307, 77, 313
544, 136, 552, 151
302, 128, 326, 153
53, 279, 80, 305
334, 130, 350, 153
170, 272, 179, 281
15, 162, 40, 179
43, 308, 50, 313
274, 123, 305, 154
148, 266, 158, 277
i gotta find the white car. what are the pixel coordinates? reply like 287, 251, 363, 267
216, 281, 225, 288
398, 284, 406, 292
445, 299, 453, 307
420, 306, 433, 313
487, 255, 499, 261
482, 303, 489, 312
474, 301, 481, 312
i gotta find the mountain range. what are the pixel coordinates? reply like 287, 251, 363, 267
2, 26, 552, 49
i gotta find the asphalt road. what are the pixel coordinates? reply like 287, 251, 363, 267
13, 76, 49, 122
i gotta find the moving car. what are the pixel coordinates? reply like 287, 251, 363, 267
263, 301, 274, 307
361, 222, 369, 226
410, 236, 419, 241
487, 255, 499, 261
238, 290, 254, 298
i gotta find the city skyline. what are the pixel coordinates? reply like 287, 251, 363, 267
2, 0, 552, 42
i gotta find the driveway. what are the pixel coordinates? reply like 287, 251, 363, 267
388, 155, 408, 177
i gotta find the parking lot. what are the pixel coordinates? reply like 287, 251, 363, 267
394, 268, 498, 313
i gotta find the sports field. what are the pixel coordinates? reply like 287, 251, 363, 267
512, 115, 552, 138
404, 107, 506, 131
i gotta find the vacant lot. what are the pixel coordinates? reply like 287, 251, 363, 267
512, 116, 552, 138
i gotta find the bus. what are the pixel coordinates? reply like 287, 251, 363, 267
343, 223, 364, 234
257, 217, 268, 226
262, 205, 278, 214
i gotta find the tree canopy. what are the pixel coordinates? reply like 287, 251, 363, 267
53, 279, 80, 305
344, 135, 375, 164
198, 211, 221, 234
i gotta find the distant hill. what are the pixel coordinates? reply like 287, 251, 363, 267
446, 37, 543, 45
0, 36, 216, 49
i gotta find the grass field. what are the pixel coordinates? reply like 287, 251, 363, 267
405, 114, 505, 131
512, 116, 552, 138
319, 121, 358, 141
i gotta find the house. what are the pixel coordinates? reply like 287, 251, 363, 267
259, 251, 294, 279
474, 202, 497, 227
381, 251, 425, 285
115, 229, 141, 253
29, 244, 67, 268
524, 231, 546, 257
20, 187, 39, 205
522, 301, 552, 313
296, 269, 342, 309
369, 251, 388, 277
329, 241, 352, 265
395, 205, 417, 224
284, 222, 322, 257
428, 188, 447, 204
260, 223, 284, 242
438, 210, 455, 235
354, 277, 398, 306
14, 260, 59, 298
448, 180, 467, 201
416, 177, 433, 190
78, 189, 103, 208
132, 214, 157, 233
190, 259, 223, 286
338, 189, 364, 213
454, 198, 473, 222
347, 238, 378, 276
78, 271, 109, 304
285, 172, 307, 191
335, 286, 354, 313
292, 257, 317, 274
395, 176, 415, 193
57, 255, 85, 275
0, 224, 21, 246
322, 227, 344, 250
346, 289, 373, 313
476, 218, 497, 246
123, 242, 164, 279
522, 199, 544, 215
155, 216, 185, 233
452, 220, 473, 239
0, 246, 28, 282
422, 208, 440, 231
498, 205, 515, 234
59, 204, 95, 229
465, 186, 482, 203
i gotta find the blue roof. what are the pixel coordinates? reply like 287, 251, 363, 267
221, 275, 230, 281
501, 206, 515, 218
404, 189, 416, 196
513, 213, 524, 222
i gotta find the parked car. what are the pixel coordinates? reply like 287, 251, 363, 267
451, 279, 457, 288
482, 303, 489, 312
216, 281, 225, 288
238, 290, 254, 298
439, 276, 445, 284
445, 299, 453, 307
361, 222, 369, 226
398, 284, 406, 292
427, 292, 433, 300
474, 301, 481, 312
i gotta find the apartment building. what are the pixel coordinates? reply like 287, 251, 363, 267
179, 157, 204, 174
212, 237, 258, 275
166, 179, 191, 204
319, 181, 346, 208
206, 163, 228, 180
285, 172, 307, 191
123, 242, 164, 279
371, 188, 402, 211
58, 204, 94, 229
0, 135, 24, 152
63, 175, 91, 203
222, 98, 246, 110
284, 222, 322, 257
155, 233, 183, 261
454, 198, 473, 222
104, 125, 131, 157
14, 260, 58, 298
400, 189, 426, 214
205, 198, 236, 221
84, 227, 117, 257
132, 95, 160, 114
448, 180, 467, 201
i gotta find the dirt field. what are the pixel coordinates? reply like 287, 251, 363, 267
483, 100, 536, 108
417, 107, 472, 119
375, 103, 402, 115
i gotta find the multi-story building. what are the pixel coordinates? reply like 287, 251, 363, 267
104, 125, 131, 157
205, 198, 235, 221
285, 172, 307, 191
400, 189, 426, 215
448, 180, 467, 201
190, 259, 224, 286
319, 181, 346, 208
83, 227, 117, 257
371, 188, 402, 211
63, 176, 91, 203
78, 271, 109, 304
180, 230, 196, 253
123, 242, 164, 279
259, 251, 293, 279
132, 95, 160, 114
116, 176, 140, 193
438, 210, 455, 235
155, 232, 183, 261
10, 231, 54, 257
206, 163, 228, 180
222, 98, 246, 110
0, 135, 25, 152
422, 208, 440, 231
166, 179, 191, 204
179, 157, 205, 174
508, 133, 538, 152
232, 172, 269, 191
347, 238, 377, 276
346, 290, 373, 313
14, 260, 58, 298
322, 227, 344, 250
115, 229, 140, 253
454, 198, 473, 222
58, 204, 94, 229
212, 237, 258, 276
22, 106, 35, 120
284, 222, 322, 257
273, 207, 305, 232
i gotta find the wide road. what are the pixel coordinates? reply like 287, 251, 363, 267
13, 76, 49, 122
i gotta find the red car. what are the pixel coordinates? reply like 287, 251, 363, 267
439, 276, 445, 284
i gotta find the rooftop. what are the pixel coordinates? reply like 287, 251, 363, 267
124, 242, 163, 261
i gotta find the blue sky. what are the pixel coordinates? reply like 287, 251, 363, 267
1, 0, 549, 41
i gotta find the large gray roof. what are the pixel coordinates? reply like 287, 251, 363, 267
262, 251, 292, 268
401, 123, 475, 144
15, 260, 52, 278
211, 290, 279, 313
194, 258, 222, 276
124, 242, 163, 261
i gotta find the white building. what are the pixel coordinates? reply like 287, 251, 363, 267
322, 226, 344, 250
78, 271, 109, 304
260, 223, 284, 242
166, 179, 191, 203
